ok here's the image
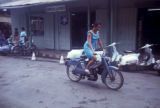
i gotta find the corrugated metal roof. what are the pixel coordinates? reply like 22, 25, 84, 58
0, 0, 14, 4
0, 0, 73, 8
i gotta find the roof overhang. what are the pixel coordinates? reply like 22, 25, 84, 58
0, 0, 74, 9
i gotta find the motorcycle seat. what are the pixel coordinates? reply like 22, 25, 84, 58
124, 50, 135, 53
80, 54, 87, 59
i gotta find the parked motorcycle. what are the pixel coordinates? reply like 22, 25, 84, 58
65, 50, 124, 90
0, 37, 11, 55
0, 44, 10, 55
8, 38, 38, 56
107, 42, 160, 75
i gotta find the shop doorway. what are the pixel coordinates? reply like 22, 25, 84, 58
71, 11, 95, 49
137, 8, 160, 56
0, 10, 11, 39
0, 22, 11, 39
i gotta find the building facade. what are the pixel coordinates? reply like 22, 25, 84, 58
0, 0, 160, 53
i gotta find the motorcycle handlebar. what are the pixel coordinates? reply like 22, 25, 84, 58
106, 42, 120, 48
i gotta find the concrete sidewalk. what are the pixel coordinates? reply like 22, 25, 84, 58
4, 49, 68, 63
37, 49, 68, 59
18, 56, 60, 63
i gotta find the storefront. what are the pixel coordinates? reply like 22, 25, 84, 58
0, 0, 159, 54
0, 9, 11, 39
0, 0, 110, 50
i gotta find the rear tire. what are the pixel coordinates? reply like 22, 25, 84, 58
102, 69, 124, 90
66, 65, 82, 82
157, 71, 160, 76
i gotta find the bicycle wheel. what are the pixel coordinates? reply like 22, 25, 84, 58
66, 65, 82, 82
12, 46, 20, 56
102, 69, 124, 90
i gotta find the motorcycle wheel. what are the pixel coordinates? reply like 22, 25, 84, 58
66, 65, 82, 82
102, 69, 124, 90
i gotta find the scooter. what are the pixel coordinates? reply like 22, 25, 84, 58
107, 42, 160, 74
120, 44, 155, 66
65, 50, 124, 90
106, 42, 122, 64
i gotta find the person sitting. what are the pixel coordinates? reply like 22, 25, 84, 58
83, 22, 104, 75
13, 28, 19, 46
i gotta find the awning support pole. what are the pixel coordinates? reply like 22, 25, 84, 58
87, 0, 91, 31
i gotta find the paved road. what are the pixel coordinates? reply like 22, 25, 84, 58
0, 56, 160, 108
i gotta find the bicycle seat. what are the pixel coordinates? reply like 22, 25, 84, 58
93, 53, 97, 55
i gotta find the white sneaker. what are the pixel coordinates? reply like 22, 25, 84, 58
85, 69, 90, 74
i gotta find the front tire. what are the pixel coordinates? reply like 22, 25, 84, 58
66, 65, 82, 82
102, 69, 124, 90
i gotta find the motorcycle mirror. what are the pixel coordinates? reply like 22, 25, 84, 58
106, 42, 120, 47
140, 44, 153, 49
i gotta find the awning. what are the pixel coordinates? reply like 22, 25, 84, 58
0, 0, 74, 9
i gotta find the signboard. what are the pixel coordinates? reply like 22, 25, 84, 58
46, 5, 66, 12
60, 15, 68, 25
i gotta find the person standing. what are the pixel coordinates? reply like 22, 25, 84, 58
13, 28, 19, 45
20, 27, 27, 45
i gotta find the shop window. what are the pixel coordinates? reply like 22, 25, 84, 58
30, 16, 44, 36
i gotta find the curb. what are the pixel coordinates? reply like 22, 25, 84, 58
38, 52, 67, 60
10, 56, 60, 63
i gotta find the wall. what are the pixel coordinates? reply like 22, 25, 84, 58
10, 0, 137, 51
96, 9, 109, 46
116, 8, 137, 52
11, 8, 27, 34
11, 5, 71, 50
32, 11, 71, 50
44, 13, 54, 49
30, 5, 70, 50
54, 12, 70, 50
96, 7, 137, 52
31, 13, 55, 49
